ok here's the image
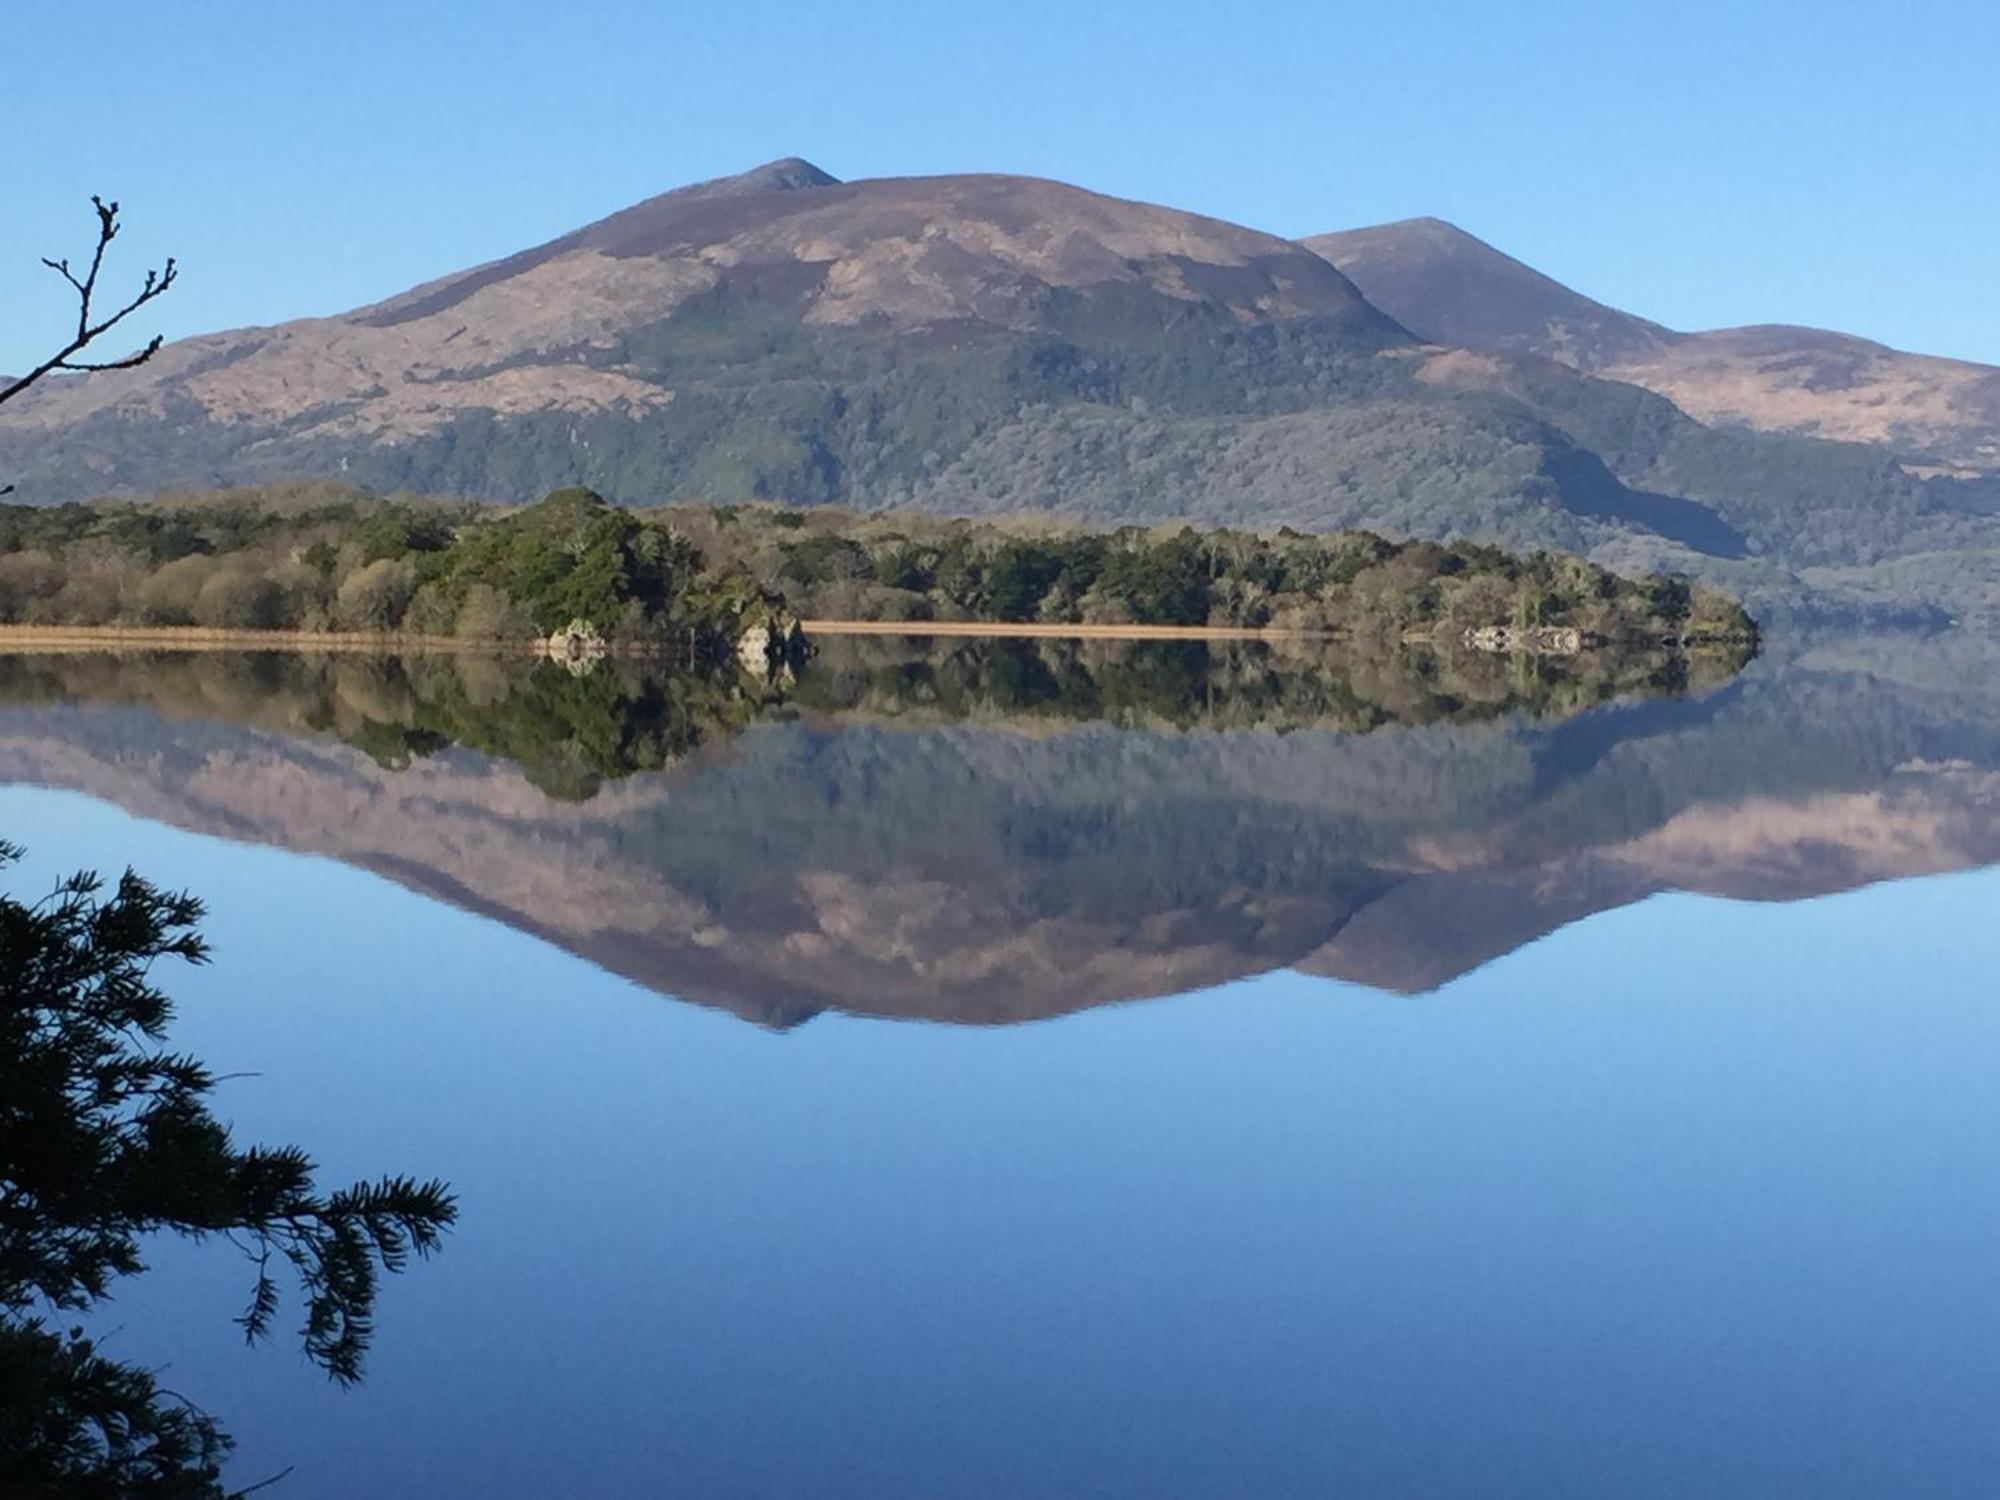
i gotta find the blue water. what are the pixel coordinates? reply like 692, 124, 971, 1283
10, 785, 2000, 1497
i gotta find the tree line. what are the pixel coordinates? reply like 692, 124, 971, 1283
0, 484, 1756, 648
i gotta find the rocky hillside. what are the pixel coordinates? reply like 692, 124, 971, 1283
1306, 217, 2000, 475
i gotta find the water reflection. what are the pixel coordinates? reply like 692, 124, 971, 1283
788, 632, 1744, 734
0, 650, 779, 802
4, 631, 1991, 1499
0, 632, 1985, 1026
0, 632, 1744, 799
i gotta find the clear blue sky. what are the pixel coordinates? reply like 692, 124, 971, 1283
7, 0, 1997, 371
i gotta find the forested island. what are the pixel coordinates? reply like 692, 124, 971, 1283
0, 483, 1756, 653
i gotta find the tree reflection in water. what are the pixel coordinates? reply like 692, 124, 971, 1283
0, 631, 1748, 802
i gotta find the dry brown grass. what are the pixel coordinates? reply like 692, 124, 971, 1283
0, 626, 531, 656
0, 621, 1352, 654
799, 619, 1343, 641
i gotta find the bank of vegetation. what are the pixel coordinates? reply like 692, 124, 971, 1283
0, 484, 788, 656
0, 483, 1756, 650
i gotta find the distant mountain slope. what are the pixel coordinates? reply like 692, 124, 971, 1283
1305, 218, 2000, 474
1607, 325, 2000, 473
1304, 217, 1673, 369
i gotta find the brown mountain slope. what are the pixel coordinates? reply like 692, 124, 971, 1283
2, 158, 1395, 445
1607, 325, 2000, 473
1305, 218, 2000, 473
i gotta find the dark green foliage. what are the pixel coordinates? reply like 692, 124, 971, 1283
0, 843, 455, 1493
1, 1320, 230, 1497
779, 535, 871, 587
424, 487, 675, 632
1645, 574, 1692, 624
872, 542, 935, 593
0, 486, 1755, 648
351, 505, 455, 563
94, 511, 214, 565
980, 540, 1093, 622
0, 504, 100, 556
673, 505, 1752, 643
1095, 531, 1211, 624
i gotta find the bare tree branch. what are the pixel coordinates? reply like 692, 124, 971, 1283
2, 195, 178, 410
53, 335, 167, 373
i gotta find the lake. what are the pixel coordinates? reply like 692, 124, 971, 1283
7, 632, 2000, 1496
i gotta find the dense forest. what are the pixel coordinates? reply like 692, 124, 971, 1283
0, 483, 1755, 648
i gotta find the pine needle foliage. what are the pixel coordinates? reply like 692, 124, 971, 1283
0, 842, 456, 1495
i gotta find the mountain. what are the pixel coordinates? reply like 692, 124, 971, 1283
0, 157, 1397, 463
1305, 218, 2000, 475
5, 159, 2000, 621
360, 156, 1390, 334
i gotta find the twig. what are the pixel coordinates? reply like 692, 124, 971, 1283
232, 1464, 298, 1497
1, 196, 177, 408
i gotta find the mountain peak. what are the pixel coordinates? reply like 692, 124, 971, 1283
349, 157, 844, 328
1377, 215, 1472, 237
1304, 217, 1672, 368
672, 156, 841, 200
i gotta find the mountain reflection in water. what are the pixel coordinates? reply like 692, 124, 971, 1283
0, 632, 1984, 1027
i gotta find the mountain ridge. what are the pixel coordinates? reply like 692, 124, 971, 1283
1305, 217, 2000, 474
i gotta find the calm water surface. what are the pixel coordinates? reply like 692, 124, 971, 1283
7, 635, 2000, 1496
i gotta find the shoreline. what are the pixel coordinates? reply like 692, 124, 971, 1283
798, 619, 1344, 641
0, 621, 1351, 654
0, 621, 1743, 656
0, 626, 540, 656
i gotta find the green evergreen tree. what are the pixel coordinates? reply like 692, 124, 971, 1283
0, 844, 455, 1495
